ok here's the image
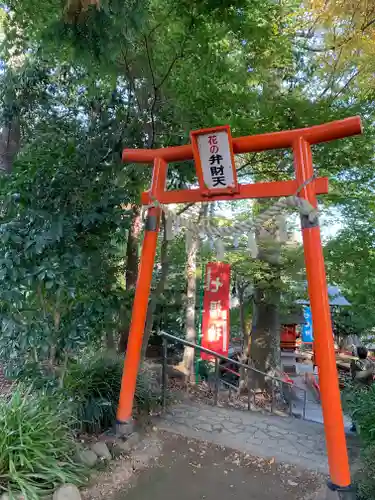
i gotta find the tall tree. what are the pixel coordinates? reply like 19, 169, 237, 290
2, 0, 375, 374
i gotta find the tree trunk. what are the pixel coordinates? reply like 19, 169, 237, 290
238, 284, 250, 392
0, 119, 21, 174
181, 204, 207, 381
141, 216, 170, 358
239, 286, 248, 352
125, 205, 142, 289
249, 285, 281, 391
105, 331, 116, 350
118, 205, 142, 352
182, 231, 199, 382
248, 223, 282, 392
49, 309, 61, 370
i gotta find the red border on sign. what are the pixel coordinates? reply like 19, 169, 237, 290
190, 125, 239, 197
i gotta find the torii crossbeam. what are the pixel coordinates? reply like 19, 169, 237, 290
117, 116, 362, 499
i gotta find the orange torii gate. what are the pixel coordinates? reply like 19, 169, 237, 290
117, 116, 362, 498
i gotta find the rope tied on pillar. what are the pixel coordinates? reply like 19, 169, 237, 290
142, 174, 318, 260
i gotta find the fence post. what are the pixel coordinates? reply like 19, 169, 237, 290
214, 358, 220, 406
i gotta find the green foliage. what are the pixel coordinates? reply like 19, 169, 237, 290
0, 388, 87, 499
62, 354, 123, 433
326, 225, 375, 338
0, 107, 133, 373
345, 384, 375, 443
332, 309, 361, 339
1, 4, 375, 496
13, 354, 164, 434
0, 0, 302, 369
356, 444, 375, 500
343, 384, 375, 499
64, 355, 163, 433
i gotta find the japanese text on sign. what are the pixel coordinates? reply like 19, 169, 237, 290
302, 305, 313, 343
197, 130, 236, 190
201, 262, 231, 360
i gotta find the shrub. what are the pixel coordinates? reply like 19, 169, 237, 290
343, 383, 375, 500
135, 364, 163, 415
0, 388, 86, 499
62, 354, 163, 433
357, 444, 375, 500
344, 383, 375, 442
62, 354, 122, 434
10, 354, 165, 434
8, 361, 59, 391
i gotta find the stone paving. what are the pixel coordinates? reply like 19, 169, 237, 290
291, 370, 352, 430
157, 402, 359, 474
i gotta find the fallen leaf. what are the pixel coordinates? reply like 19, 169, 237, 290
288, 480, 298, 487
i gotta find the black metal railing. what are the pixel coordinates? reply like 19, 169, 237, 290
160, 331, 308, 419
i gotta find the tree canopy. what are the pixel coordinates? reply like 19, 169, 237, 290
0, 0, 374, 375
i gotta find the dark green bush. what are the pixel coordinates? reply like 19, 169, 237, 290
62, 354, 123, 433
0, 388, 86, 499
134, 364, 164, 415
62, 354, 163, 433
344, 383, 375, 442
12, 354, 165, 434
8, 361, 59, 391
343, 383, 375, 499
356, 444, 375, 500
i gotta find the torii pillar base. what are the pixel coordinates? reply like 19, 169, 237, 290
326, 482, 356, 500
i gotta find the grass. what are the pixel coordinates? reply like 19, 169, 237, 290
62, 353, 163, 433
0, 353, 165, 496
14, 353, 165, 434
356, 444, 375, 500
0, 388, 87, 499
62, 354, 123, 433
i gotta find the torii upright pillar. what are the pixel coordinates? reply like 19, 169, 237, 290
117, 117, 362, 499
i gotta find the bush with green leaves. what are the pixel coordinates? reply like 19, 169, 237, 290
0, 388, 87, 499
62, 354, 163, 434
12, 354, 165, 434
343, 383, 375, 499
0, 107, 132, 379
344, 383, 375, 442
62, 354, 123, 433
355, 443, 375, 500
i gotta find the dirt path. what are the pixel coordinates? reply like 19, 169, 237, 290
114, 431, 324, 500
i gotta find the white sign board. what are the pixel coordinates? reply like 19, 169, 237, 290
196, 130, 236, 190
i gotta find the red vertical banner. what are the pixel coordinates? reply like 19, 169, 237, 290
201, 262, 231, 360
